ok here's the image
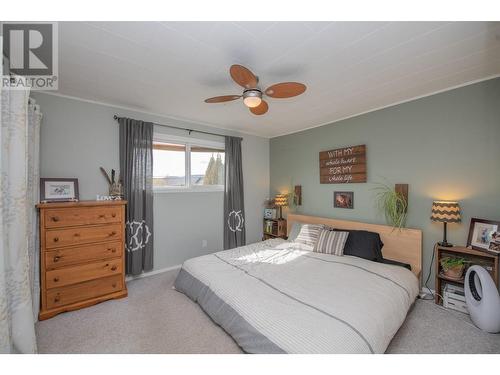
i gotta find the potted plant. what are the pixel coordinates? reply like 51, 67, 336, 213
373, 181, 408, 230
440, 257, 467, 280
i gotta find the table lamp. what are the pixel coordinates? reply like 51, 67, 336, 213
430, 201, 461, 247
274, 194, 288, 220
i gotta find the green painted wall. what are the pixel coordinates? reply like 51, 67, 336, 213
270, 78, 500, 289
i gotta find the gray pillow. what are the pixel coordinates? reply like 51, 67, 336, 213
288, 222, 302, 241
313, 229, 349, 256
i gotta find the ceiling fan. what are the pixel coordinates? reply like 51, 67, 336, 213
204, 64, 307, 115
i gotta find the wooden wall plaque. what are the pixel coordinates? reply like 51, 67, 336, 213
319, 144, 367, 184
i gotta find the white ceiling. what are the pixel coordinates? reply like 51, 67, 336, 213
56, 21, 500, 137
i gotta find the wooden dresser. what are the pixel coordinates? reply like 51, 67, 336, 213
37, 200, 128, 320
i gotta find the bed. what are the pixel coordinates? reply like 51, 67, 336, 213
174, 214, 422, 354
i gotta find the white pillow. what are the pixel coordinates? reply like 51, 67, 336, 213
294, 224, 324, 248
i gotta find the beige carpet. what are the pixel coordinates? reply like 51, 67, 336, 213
36, 270, 500, 354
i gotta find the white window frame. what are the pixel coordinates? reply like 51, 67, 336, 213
153, 132, 225, 193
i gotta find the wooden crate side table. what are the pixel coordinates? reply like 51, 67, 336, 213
434, 244, 499, 305
263, 218, 287, 240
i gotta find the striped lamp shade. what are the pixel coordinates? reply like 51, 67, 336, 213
274, 194, 288, 207
430, 201, 461, 223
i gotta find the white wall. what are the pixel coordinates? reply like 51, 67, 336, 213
32, 92, 270, 272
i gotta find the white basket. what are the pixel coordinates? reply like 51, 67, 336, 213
443, 283, 468, 314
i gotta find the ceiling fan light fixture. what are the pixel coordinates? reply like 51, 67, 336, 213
204, 64, 307, 115
243, 89, 262, 108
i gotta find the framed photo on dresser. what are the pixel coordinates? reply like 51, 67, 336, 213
40, 178, 79, 202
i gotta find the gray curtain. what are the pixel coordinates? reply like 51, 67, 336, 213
118, 117, 154, 275
223, 136, 246, 249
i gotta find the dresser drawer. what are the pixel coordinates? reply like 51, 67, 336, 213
45, 224, 122, 249
44, 206, 122, 228
46, 275, 123, 310
45, 241, 122, 269
46, 258, 123, 289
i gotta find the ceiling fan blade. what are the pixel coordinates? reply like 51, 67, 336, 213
230, 64, 258, 89
265, 82, 306, 98
204, 95, 241, 103
249, 100, 269, 115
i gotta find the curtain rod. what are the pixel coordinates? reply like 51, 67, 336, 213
113, 115, 242, 141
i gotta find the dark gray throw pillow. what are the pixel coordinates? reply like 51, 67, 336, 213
331, 228, 384, 261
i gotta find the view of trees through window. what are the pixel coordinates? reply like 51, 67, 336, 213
191, 147, 225, 186
153, 141, 225, 188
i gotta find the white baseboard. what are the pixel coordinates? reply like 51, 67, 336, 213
126, 264, 181, 282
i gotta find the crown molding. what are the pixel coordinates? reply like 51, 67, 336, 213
35, 73, 500, 140
270, 74, 500, 138
33, 91, 268, 139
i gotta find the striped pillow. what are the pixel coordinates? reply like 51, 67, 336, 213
294, 224, 324, 248
313, 229, 349, 256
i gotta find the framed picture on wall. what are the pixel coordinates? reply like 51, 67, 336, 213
264, 208, 277, 219
467, 218, 500, 251
334, 191, 354, 209
40, 178, 79, 202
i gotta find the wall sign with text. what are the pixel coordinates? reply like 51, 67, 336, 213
319, 145, 367, 184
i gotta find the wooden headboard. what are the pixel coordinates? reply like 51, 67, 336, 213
287, 214, 422, 279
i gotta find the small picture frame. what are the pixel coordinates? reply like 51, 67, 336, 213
40, 178, 79, 202
264, 208, 277, 219
489, 237, 500, 253
467, 218, 500, 251
334, 191, 354, 209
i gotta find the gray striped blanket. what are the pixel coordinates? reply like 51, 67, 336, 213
174, 238, 419, 353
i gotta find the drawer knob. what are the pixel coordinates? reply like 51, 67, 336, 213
53, 277, 59, 282
53, 237, 59, 242
53, 255, 61, 262
99, 214, 105, 218
112, 283, 117, 288
111, 265, 117, 271
109, 231, 117, 236
73, 233, 80, 237
112, 213, 116, 218
54, 295, 60, 303
108, 247, 116, 253
51, 216, 59, 222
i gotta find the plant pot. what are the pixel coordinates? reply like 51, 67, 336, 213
442, 265, 465, 279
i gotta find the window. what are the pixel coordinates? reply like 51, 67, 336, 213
153, 142, 186, 187
153, 134, 225, 192
190, 146, 225, 186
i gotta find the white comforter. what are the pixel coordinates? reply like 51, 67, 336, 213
177, 238, 419, 353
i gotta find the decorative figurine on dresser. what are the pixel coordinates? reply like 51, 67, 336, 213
37, 200, 128, 320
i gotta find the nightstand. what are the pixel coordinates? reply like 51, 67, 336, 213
263, 218, 287, 240
434, 244, 499, 305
